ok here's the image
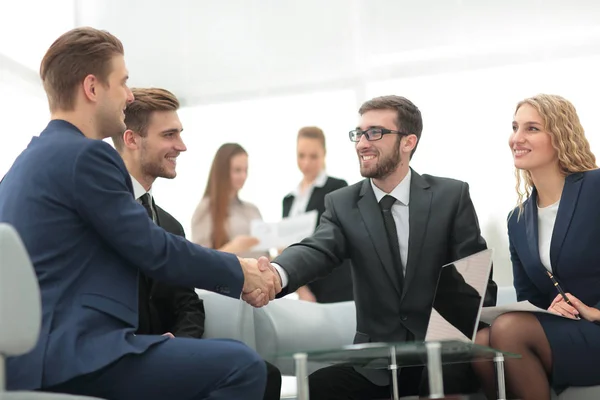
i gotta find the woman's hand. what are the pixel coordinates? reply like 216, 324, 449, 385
296, 285, 317, 302
548, 293, 600, 322
220, 235, 259, 254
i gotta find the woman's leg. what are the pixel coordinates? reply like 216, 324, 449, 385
488, 312, 553, 400
472, 327, 498, 399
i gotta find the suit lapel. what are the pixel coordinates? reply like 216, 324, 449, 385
305, 186, 324, 213
357, 179, 403, 297
282, 195, 294, 218
550, 173, 583, 272
524, 189, 542, 268
402, 171, 432, 299
152, 198, 162, 227
148, 200, 163, 296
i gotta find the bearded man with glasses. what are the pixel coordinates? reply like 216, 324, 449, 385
245, 95, 498, 399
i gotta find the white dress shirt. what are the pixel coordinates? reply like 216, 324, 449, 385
287, 170, 329, 217
369, 171, 411, 275
130, 175, 156, 222
131, 175, 152, 201
537, 200, 559, 272
274, 171, 412, 288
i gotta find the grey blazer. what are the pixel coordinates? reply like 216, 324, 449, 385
274, 169, 497, 387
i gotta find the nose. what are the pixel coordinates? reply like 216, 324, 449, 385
126, 87, 135, 105
511, 128, 526, 145
299, 159, 310, 169
355, 134, 370, 151
175, 136, 187, 152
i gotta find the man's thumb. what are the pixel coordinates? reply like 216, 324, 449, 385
257, 257, 269, 271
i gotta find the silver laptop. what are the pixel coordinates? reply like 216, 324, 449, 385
425, 248, 494, 343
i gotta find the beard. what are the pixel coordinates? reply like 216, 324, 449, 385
359, 137, 402, 180
140, 160, 174, 181
140, 142, 176, 181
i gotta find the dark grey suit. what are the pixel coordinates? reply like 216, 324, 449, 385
274, 169, 497, 396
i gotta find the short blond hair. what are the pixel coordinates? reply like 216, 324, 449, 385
112, 88, 180, 151
40, 27, 124, 112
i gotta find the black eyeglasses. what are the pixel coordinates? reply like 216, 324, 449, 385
348, 128, 409, 142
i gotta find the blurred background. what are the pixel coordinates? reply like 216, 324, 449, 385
3, 0, 600, 286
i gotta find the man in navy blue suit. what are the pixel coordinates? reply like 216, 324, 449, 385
0, 27, 280, 400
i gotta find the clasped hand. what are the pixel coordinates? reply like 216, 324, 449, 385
548, 292, 600, 322
239, 256, 282, 307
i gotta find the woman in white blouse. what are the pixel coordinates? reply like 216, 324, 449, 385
191, 143, 262, 257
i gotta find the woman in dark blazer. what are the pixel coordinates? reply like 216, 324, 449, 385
474, 94, 600, 400
282, 126, 354, 303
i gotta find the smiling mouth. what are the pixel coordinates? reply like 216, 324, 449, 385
361, 155, 376, 161
513, 149, 530, 156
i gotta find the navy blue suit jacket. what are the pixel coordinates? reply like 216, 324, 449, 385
0, 120, 243, 390
508, 170, 600, 311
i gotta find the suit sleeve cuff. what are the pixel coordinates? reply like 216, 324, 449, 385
271, 263, 289, 288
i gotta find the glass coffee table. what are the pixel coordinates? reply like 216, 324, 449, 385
279, 340, 519, 400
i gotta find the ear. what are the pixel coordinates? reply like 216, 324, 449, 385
403, 134, 418, 154
82, 74, 100, 103
123, 129, 141, 150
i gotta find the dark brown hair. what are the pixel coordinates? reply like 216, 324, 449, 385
112, 88, 180, 151
297, 126, 326, 151
203, 143, 248, 249
40, 27, 124, 112
359, 95, 423, 158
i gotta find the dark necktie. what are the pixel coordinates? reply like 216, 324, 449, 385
379, 195, 405, 290
139, 193, 155, 222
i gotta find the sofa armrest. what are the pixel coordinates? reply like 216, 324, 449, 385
253, 299, 356, 375
195, 289, 257, 350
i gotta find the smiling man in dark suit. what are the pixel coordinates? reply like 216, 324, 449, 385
247, 95, 498, 399
113, 87, 282, 400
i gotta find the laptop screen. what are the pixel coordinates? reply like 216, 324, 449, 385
425, 249, 494, 342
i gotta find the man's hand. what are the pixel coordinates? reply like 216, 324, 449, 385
162, 332, 174, 338
240, 256, 282, 307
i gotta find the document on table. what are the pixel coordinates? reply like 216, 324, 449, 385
250, 210, 318, 251
480, 301, 569, 324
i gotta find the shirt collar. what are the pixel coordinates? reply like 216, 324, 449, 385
370, 170, 412, 205
290, 170, 328, 197
130, 174, 152, 200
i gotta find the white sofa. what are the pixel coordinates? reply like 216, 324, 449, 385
197, 286, 600, 400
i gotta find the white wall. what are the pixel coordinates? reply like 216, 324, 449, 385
152, 55, 600, 287
3, 1, 600, 287
152, 89, 360, 229
364, 56, 600, 285
0, 78, 48, 177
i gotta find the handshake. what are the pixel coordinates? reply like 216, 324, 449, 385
238, 256, 283, 307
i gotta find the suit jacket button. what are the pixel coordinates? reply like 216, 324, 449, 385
400, 315, 408, 321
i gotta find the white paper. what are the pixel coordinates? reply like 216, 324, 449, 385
250, 210, 318, 251
480, 301, 569, 324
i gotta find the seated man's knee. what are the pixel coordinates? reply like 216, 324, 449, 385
222, 340, 266, 380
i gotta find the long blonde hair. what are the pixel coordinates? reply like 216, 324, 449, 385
514, 94, 597, 216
